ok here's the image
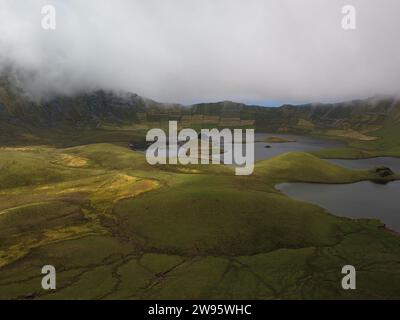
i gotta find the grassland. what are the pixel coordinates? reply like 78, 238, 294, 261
0, 130, 400, 300
312, 122, 400, 159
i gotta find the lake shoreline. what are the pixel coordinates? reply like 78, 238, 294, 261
276, 179, 400, 235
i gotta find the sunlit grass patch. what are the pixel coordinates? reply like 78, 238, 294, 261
54, 154, 89, 168
90, 173, 160, 209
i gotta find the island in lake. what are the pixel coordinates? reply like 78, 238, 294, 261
263, 136, 297, 143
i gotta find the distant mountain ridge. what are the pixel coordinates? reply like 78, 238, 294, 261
1, 70, 399, 136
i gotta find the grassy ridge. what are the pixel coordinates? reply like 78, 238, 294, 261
255, 152, 375, 183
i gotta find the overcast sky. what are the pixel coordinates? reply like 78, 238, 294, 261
0, 0, 399, 105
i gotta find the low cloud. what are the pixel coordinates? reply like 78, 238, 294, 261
1, 0, 399, 104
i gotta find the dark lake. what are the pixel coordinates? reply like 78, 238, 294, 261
253, 133, 400, 232
276, 181, 400, 232
253, 133, 344, 161
327, 157, 400, 174
138, 132, 345, 163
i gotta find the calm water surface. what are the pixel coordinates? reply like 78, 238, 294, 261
277, 181, 400, 232
254, 134, 400, 232
327, 158, 400, 173
253, 133, 344, 161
